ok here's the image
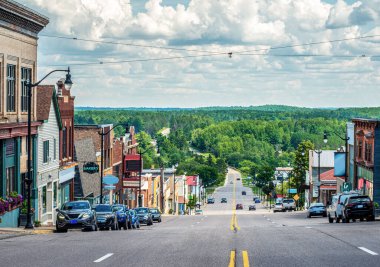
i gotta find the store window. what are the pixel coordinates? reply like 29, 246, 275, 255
42, 186, 47, 214
5, 139, 15, 156
6, 167, 16, 196
43, 140, 50, 163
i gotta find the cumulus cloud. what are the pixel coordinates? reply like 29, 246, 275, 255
13, 0, 380, 107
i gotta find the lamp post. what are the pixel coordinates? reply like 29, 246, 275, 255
314, 149, 322, 203
323, 130, 349, 182
98, 124, 127, 204
24, 67, 73, 229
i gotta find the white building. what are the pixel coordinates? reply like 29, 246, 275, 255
36, 86, 61, 226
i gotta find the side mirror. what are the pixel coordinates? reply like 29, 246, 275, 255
55, 208, 60, 212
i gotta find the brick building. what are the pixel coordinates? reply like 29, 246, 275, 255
352, 118, 380, 204
0, 0, 48, 227
56, 80, 76, 206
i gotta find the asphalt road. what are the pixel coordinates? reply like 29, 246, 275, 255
1, 169, 380, 267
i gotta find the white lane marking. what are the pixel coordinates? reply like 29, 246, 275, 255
305, 227, 312, 229
271, 221, 275, 224
358, 247, 378, 255
267, 219, 270, 221
94, 253, 114, 263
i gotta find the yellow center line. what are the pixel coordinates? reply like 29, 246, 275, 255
230, 173, 240, 231
228, 250, 236, 267
242, 250, 250, 267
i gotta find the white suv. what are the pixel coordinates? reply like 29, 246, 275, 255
282, 199, 296, 211
327, 192, 360, 223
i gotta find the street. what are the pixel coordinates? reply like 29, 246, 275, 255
1, 169, 380, 267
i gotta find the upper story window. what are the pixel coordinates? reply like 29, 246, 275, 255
21, 68, 31, 112
62, 127, 67, 158
365, 142, 372, 163
357, 139, 363, 159
7, 64, 16, 112
43, 140, 50, 163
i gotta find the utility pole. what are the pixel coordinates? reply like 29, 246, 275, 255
160, 166, 164, 213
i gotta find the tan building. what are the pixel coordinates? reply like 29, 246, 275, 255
0, 0, 48, 227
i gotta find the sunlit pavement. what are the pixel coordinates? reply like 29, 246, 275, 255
1, 169, 380, 267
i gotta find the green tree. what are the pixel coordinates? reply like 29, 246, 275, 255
293, 140, 314, 190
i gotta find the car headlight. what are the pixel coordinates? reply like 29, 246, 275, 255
81, 213, 90, 219
57, 213, 65, 220
143, 215, 148, 219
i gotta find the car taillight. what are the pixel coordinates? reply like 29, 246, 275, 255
346, 204, 354, 208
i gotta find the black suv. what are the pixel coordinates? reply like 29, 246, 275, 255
149, 208, 162, 223
94, 204, 118, 230
341, 195, 374, 223
56, 200, 97, 232
221, 198, 227, 203
135, 207, 153, 225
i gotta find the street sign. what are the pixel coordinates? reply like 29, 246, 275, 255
104, 185, 116, 190
343, 182, 352, 192
83, 162, 99, 174
288, 188, 297, 194
123, 179, 139, 188
103, 175, 119, 185
293, 194, 300, 201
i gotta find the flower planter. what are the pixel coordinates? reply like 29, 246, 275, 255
18, 213, 28, 227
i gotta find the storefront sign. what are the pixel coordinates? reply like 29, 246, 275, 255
83, 162, 99, 174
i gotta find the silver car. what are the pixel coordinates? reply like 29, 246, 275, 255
273, 202, 285, 212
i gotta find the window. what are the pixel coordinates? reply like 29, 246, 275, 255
53, 138, 57, 160
365, 142, 372, 162
5, 139, 15, 156
53, 182, 57, 208
21, 68, 31, 112
42, 186, 47, 214
7, 64, 16, 112
358, 140, 363, 159
6, 167, 16, 196
43, 140, 49, 163
62, 127, 67, 158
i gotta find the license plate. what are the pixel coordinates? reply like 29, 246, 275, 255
69, 219, 78, 224
357, 205, 363, 208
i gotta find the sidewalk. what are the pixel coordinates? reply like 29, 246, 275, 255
0, 226, 54, 240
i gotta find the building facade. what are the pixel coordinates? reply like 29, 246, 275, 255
36, 86, 61, 226
352, 119, 380, 205
0, 0, 48, 227
57, 80, 76, 206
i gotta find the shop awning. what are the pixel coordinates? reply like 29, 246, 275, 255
59, 166, 75, 184
320, 185, 336, 190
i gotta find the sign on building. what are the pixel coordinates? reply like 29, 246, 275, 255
83, 162, 99, 174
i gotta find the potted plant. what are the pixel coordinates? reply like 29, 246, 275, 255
18, 200, 31, 227
0, 198, 9, 215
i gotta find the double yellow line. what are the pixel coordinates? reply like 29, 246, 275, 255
229, 250, 250, 267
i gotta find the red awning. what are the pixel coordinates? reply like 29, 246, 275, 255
320, 185, 336, 190
125, 154, 140, 160
186, 176, 197, 186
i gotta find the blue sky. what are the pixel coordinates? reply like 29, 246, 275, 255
17, 0, 380, 108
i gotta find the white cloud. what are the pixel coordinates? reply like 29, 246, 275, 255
12, 0, 380, 107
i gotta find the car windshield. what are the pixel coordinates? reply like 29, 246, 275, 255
135, 208, 149, 214
112, 206, 124, 212
275, 202, 282, 205
95, 205, 112, 212
349, 197, 371, 203
61, 202, 90, 210
283, 200, 294, 203
150, 209, 159, 214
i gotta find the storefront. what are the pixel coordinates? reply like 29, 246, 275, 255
59, 166, 75, 207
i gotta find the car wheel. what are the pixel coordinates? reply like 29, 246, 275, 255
328, 215, 334, 223
307, 214, 311, 218
94, 223, 98, 231
137, 223, 140, 229
123, 223, 128, 230
323, 213, 327, 217
158, 218, 162, 223
56, 225, 67, 233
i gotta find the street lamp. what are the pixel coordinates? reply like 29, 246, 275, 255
323, 130, 349, 182
98, 124, 128, 204
25, 67, 72, 229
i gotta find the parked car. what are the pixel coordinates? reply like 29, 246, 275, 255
255, 199, 261, 204
94, 204, 118, 230
273, 202, 285, 213
327, 192, 360, 223
56, 200, 97, 232
149, 208, 162, 223
135, 207, 153, 226
207, 198, 215, 204
307, 203, 327, 218
248, 205, 256, 211
112, 204, 130, 230
242, 191, 246, 195
221, 197, 227, 203
341, 195, 374, 223
282, 199, 296, 211
236, 204, 243, 210
128, 209, 140, 229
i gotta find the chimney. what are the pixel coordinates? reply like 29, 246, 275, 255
56, 78, 65, 96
